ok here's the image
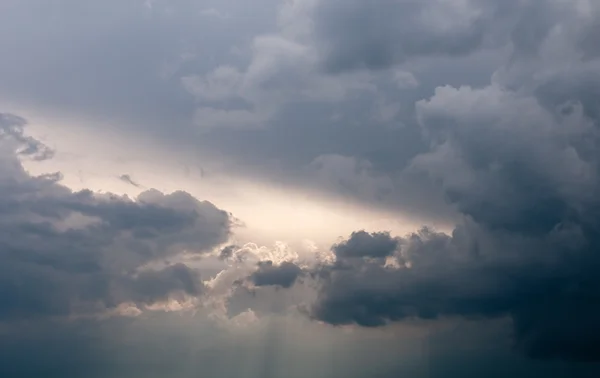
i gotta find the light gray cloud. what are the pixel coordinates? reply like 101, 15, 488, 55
0, 0, 277, 135
0, 0, 485, 224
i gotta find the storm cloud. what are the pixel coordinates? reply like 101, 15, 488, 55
250, 260, 303, 288
310, 80, 600, 361
2, 0, 600, 376
0, 113, 231, 320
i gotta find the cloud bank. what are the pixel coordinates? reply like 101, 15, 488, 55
2, 0, 600, 377
0, 113, 232, 321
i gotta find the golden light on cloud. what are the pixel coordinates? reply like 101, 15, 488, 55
14, 107, 434, 253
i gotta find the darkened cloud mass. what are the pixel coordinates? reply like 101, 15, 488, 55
311, 83, 600, 360
2, 0, 600, 377
250, 261, 302, 288
332, 230, 399, 259
0, 113, 231, 320
1, 113, 54, 161
271, 0, 600, 365
312, 0, 595, 73
313, 0, 494, 72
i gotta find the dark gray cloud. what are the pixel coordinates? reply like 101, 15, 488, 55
118, 174, 141, 188
258, 4, 600, 362
250, 261, 302, 288
3, 0, 600, 376
332, 230, 399, 260
125, 263, 203, 305
310, 0, 581, 73
218, 244, 238, 260
169, 0, 600, 223
0, 115, 231, 320
309, 78, 600, 361
312, 0, 495, 72
0, 113, 54, 161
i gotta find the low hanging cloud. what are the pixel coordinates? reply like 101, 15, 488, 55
0, 113, 54, 161
308, 80, 600, 362
3, 0, 600, 376
250, 260, 303, 288
312, 0, 493, 72
331, 230, 399, 260
207, 0, 598, 364
118, 174, 141, 188
0, 113, 232, 320
310, 0, 591, 73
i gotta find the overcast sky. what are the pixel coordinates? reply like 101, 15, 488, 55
2, 0, 600, 377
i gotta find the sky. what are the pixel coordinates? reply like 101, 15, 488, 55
2, 0, 600, 377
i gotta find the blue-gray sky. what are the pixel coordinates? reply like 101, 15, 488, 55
2, 0, 600, 377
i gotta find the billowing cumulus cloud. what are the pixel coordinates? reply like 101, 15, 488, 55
253, 3, 600, 364
312, 0, 495, 72
309, 81, 600, 361
332, 230, 399, 259
0, 113, 232, 320
1, 113, 54, 161
310, 0, 596, 73
248, 0, 600, 364
3, 0, 600, 377
250, 261, 303, 288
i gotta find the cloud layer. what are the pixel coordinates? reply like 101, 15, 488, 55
3, 0, 600, 377
307, 21, 600, 359
0, 113, 231, 320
